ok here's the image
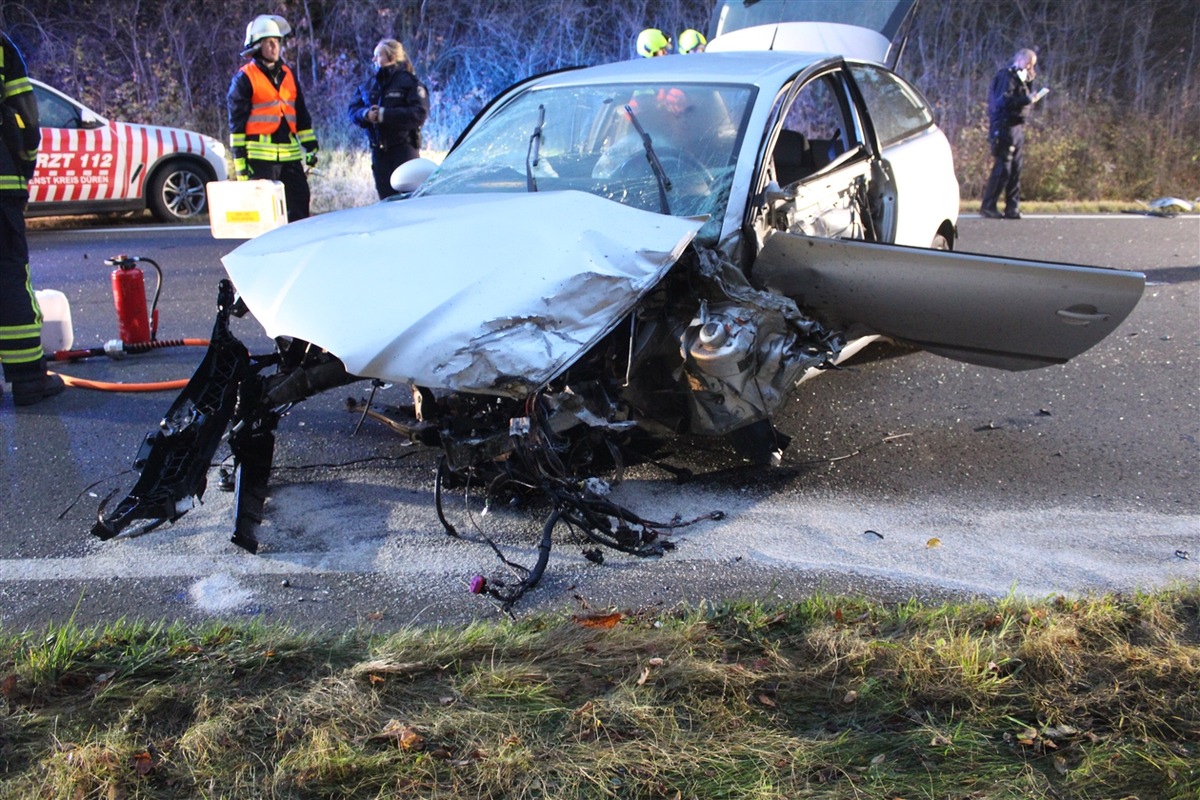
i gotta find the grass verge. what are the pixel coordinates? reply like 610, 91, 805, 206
2, 586, 1197, 799
959, 199, 1200, 215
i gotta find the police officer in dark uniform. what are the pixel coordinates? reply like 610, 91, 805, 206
980, 48, 1043, 220
1, 29, 64, 406
227, 14, 318, 221
349, 38, 429, 199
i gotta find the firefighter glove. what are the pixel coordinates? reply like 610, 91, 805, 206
305, 151, 318, 168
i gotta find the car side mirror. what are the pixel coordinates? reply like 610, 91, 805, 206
79, 110, 105, 130
390, 157, 437, 193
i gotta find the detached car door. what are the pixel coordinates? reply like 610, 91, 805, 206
752, 234, 1145, 370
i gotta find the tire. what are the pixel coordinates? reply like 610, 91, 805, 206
147, 160, 210, 222
931, 232, 951, 251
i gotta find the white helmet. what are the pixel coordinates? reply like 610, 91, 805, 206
243, 14, 292, 49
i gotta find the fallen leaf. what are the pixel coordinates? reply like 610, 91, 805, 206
574, 612, 623, 629
373, 720, 423, 750
439, 696, 455, 706
637, 668, 650, 686
870, 753, 886, 765
930, 735, 952, 746
843, 690, 859, 704
398, 728, 422, 750
132, 751, 154, 776
368, 674, 385, 685
1, 674, 17, 697
834, 608, 844, 623
366, 611, 385, 621
757, 693, 777, 707
648, 657, 665, 667
1053, 755, 1068, 774
926, 537, 941, 548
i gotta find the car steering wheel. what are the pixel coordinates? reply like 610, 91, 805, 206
611, 148, 714, 193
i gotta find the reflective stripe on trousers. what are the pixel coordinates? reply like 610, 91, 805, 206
0, 195, 44, 370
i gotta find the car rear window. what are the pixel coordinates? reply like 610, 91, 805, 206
709, 0, 914, 40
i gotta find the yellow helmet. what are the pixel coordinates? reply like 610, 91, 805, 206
243, 14, 292, 49
637, 28, 671, 58
678, 29, 707, 54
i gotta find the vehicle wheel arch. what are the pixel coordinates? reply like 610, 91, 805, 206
145, 155, 218, 222
933, 220, 956, 250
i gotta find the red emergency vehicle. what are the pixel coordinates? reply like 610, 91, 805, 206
25, 80, 228, 222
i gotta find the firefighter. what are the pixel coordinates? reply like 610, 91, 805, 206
637, 28, 672, 58
678, 29, 707, 54
1, 29, 64, 405
227, 14, 318, 221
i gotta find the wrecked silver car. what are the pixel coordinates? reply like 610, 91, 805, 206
92, 49, 1145, 606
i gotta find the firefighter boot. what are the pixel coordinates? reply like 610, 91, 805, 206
11, 361, 66, 407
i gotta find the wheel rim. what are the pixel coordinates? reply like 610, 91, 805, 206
162, 170, 207, 218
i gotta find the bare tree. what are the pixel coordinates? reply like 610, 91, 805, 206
5, 0, 1196, 198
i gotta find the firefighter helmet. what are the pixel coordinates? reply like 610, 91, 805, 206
636, 28, 671, 58
243, 14, 292, 49
678, 29, 707, 54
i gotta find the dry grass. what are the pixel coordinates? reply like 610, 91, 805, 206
1, 587, 1197, 799
308, 148, 379, 214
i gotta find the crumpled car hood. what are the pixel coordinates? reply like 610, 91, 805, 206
223, 191, 704, 397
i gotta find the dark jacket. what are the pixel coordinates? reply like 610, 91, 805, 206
349, 65, 429, 154
987, 66, 1033, 133
227, 56, 317, 165
1, 32, 40, 194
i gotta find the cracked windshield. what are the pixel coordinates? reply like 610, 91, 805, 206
418, 82, 753, 241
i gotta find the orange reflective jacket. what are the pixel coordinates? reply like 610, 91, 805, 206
240, 62, 298, 135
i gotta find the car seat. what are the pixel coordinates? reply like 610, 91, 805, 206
773, 129, 815, 185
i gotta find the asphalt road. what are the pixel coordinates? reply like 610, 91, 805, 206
1, 214, 1196, 632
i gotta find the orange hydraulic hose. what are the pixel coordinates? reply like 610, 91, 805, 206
55, 372, 190, 392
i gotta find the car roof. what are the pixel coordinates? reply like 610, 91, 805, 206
530, 50, 840, 92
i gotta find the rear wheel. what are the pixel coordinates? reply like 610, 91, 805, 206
931, 232, 952, 250
148, 161, 210, 222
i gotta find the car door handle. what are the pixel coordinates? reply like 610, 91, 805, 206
1056, 306, 1110, 325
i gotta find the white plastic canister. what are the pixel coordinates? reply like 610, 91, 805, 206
35, 289, 75, 354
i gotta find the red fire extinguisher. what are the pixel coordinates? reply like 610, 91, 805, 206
105, 255, 162, 344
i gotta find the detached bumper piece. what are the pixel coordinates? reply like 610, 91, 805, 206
93, 280, 252, 542
93, 281, 361, 552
